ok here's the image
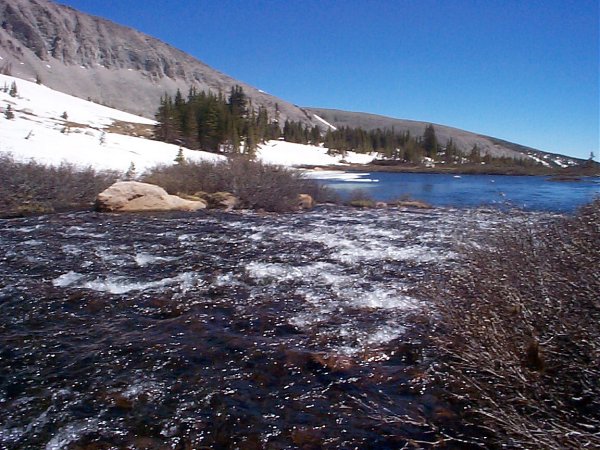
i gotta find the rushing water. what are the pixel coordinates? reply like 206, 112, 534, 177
0, 207, 555, 448
310, 171, 600, 212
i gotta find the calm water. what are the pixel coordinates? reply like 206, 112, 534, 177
311, 172, 600, 212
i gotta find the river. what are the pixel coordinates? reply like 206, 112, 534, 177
0, 202, 565, 448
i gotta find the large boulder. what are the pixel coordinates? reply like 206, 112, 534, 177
96, 181, 207, 212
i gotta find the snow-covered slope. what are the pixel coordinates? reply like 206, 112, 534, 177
0, 74, 222, 172
257, 140, 375, 166
0, 74, 373, 173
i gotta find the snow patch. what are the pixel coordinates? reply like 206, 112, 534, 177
312, 113, 337, 131
527, 153, 551, 167
257, 140, 375, 167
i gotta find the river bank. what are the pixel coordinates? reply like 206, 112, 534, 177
301, 161, 600, 177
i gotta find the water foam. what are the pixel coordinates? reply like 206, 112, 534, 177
134, 252, 176, 267
52, 271, 201, 294
45, 419, 99, 450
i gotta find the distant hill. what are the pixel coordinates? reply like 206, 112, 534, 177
306, 108, 584, 168
0, 0, 316, 126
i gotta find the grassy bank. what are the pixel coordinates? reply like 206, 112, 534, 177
142, 158, 337, 212
303, 162, 600, 177
0, 156, 338, 217
0, 154, 119, 218
428, 199, 600, 448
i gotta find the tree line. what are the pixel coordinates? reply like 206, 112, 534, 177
154, 85, 280, 156
154, 86, 541, 167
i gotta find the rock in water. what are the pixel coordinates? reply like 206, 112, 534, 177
96, 181, 207, 212
206, 192, 239, 211
297, 194, 315, 209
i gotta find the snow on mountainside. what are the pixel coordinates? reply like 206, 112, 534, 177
0, 73, 222, 172
0, 74, 371, 173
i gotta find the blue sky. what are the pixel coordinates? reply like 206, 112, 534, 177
59, 0, 598, 160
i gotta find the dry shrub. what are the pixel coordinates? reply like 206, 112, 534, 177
431, 200, 600, 448
142, 158, 337, 212
0, 154, 119, 217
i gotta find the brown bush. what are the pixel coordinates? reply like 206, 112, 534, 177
142, 157, 337, 212
0, 154, 119, 217
430, 199, 600, 448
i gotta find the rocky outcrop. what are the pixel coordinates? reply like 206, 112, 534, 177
96, 181, 207, 212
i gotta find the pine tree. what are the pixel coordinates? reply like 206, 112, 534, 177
245, 110, 258, 157
469, 144, 481, 163
124, 162, 137, 180
444, 139, 458, 163
174, 89, 184, 108
174, 147, 186, 164
9, 81, 17, 98
4, 104, 14, 119
309, 126, 321, 144
422, 124, 438, 159
154, 95, 180, 143
230, 123, 241, 153
256, 106, 269, 143
182, 107, 199, 149
228, 85, 247, 118
199, 101, 221, 151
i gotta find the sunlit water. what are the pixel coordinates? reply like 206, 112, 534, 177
0, 207, 556, 448
310, 171, 600, 212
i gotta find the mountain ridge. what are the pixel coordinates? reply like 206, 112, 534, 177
0, 0, 316, 126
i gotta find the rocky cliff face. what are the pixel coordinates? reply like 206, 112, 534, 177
0, 0, 315, 124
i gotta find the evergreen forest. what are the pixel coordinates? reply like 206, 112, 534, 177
154, 86, 542, 168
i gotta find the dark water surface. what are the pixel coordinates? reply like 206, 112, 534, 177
312, 172, 600, 212
0, 207, 554, 448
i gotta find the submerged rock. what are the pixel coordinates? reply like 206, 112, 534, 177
207, 192, 239, 211
393, 200, 432, 209
191, 191, 239, 211
297, 194, 315, 209
96, 181, 207, 212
